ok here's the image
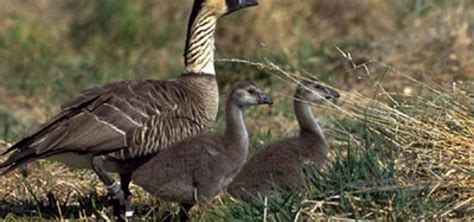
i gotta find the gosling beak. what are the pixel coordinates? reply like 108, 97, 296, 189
258, 94, 273, 105
325, 90, 340, 103
225, 0, 259, 16
325, 89, 340, 99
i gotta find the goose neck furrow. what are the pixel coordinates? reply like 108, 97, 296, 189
183, 8, 217, 75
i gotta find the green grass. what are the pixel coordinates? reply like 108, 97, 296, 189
206, 116, 458, 221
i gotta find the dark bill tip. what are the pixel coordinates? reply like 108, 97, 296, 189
259, 95, 273, 105
225, 0, 259, 16
325, 90, 340, 100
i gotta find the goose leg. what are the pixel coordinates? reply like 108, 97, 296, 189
91, 156, 126, 219
120, 173, 134, 220
111, 174, 133, 221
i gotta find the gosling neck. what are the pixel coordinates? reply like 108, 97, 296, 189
183, 3, 218, 75
294, 98, 326, 141
224, 101, 249, 149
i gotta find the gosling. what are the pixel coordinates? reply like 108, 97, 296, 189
132, 81, 272, 218
227, 80, 339, 201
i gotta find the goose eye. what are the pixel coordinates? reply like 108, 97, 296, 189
248, 88, 256, 94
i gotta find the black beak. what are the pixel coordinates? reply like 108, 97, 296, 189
225, 0, 259, 16
325, 91, 340, 104
325, 89, 340, 99
258, 94, 273, 105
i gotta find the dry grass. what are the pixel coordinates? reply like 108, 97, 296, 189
299, 66, 473, 219
210, 56, 473, 220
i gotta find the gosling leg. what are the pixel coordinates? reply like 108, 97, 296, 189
179, 203, 193, 222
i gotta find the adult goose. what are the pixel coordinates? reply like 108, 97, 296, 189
0, 0, 258, 218
227, 80, 339, 201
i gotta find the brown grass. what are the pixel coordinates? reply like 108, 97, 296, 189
213, 55, 473, 219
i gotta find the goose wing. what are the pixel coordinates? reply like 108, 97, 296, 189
112, 114, 206, 160
1, 79, 198, 168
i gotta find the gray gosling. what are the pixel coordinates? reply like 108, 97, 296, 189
227, 80, 339, 201
132, 81, 272, 219
0, 0, 258, 219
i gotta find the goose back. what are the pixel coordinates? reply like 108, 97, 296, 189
1, 74, 218, 172
227, 135, 327, 200
131, 133, 241, 204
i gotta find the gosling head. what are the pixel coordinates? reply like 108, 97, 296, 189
230, 81, 273, 107
297, 80, 340, 104
194, 0, 258, 17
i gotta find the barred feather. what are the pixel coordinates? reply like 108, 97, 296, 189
1, 74, 218, 172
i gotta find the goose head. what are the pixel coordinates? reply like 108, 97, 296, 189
298, 80, 340, 104
231, 81, 273, 107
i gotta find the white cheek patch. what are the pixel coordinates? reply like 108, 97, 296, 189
307, 92, 326, 103
242, 94, 256, 105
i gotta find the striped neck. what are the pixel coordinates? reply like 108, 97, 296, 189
183, 8, 218, 75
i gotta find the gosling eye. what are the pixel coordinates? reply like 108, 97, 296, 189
248, 88, 256, 94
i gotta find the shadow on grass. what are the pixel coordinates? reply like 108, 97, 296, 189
0, 192, 155, 219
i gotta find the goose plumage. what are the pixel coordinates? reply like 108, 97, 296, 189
227, 80, 339, 201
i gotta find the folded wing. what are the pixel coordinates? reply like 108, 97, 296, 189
1, 79, 201, 172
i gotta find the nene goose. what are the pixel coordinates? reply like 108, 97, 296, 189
132, 81, 272, 221
227, 80, 339, 201
0, 0, 258, 218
